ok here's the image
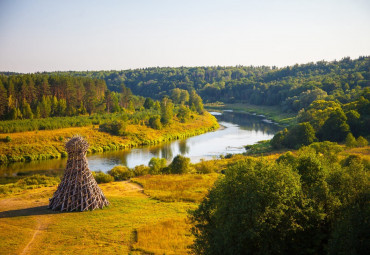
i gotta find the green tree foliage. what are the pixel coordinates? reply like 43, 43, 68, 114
356, 136, 368, 147
318, 109, 350, 142
177, 104, 190, 123
148, 157, 167, 175
0, 80, 7, 118
272, 123, 317, 149
191, 143, 369, 255
168, 155, 190, 174
148, 115, 162, 130
108, 166, 132, 180
345, 133, 357, 148
143, 97, 154, 109
99, 120, 127, 136
189, 90, 204, 114
160, 97, 174, 125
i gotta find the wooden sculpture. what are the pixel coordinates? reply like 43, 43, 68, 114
49, 136, 109, 211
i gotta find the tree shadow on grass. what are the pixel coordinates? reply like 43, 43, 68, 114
0, 205, 63, 218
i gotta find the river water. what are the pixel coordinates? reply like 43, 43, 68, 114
0, 111, 281, 176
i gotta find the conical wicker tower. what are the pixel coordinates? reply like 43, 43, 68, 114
49, 136, 109, 211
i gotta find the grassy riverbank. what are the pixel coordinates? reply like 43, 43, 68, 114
0, 112, 218, 165
205, 102, 296, 126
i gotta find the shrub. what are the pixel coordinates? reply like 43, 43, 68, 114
168, 155, 190, 174
5, 136, 11, 142
92, 171, 114, 183
148, 157, 167, 175
356, 136, 368, 147
99, 120, 127, 136
133, 165, 150, 177
345, 133, 357, 148
195, 159, 215, 174
148, 115, 162, 130
108, 166, 132, 181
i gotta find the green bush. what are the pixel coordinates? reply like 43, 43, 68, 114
132, 165, 150, 177
5, 136, 11, 142
92, 171, 114, 183
168, 155, 190, 174
148, 157, 167, 175
108, 166, 132, 181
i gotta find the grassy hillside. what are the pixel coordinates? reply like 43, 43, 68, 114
0, 112, 218, 164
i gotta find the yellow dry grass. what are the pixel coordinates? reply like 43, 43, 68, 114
132, 173, 219, 203
0, 174, 219, 255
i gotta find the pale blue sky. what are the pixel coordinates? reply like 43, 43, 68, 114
0, 0, 369, 73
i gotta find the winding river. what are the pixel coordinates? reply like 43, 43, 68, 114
0, 111, 281, 176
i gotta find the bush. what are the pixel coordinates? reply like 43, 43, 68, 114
148, 157, 167, 175
99, 120, 127, 136
108, 165, 132, 180
133, 165, 150, 177
168, 155, 190, 174
92, 171, 114, 183
356, 136, 368, 147
345, 133, 357, 148
195, 159, 215, 174
5, 136, 11, 142
148, 115, 162, 130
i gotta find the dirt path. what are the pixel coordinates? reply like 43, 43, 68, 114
20, 217, 50, 255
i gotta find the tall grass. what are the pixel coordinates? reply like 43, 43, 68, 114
132, 173, 219, 202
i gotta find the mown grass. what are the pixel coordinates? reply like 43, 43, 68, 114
205, 102, 296, 126
0, 176, 215, 255
132, 173, 219, 202
0, 112, 218, 164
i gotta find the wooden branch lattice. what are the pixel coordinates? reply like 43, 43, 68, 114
49, 136, 109, 212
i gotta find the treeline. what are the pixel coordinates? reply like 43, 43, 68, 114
56, 56, 369, 113
271, 88, 370, 149
0, 74, 137, 120
190, 142, 369, 255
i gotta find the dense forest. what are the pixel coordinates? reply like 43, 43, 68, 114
51, 56, 369, 113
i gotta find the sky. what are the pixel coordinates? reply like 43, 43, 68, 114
0, 0, 369, 73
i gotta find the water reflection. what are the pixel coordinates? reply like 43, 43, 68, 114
0, 111, 280, 176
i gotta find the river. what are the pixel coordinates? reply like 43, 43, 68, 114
0, 111, 281, 176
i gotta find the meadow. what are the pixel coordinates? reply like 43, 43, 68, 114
0, 174, 219, 255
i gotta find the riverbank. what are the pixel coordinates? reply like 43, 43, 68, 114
0, 112, 219, 165
205, 102, 296, 126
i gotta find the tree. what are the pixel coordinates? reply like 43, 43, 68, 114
148, 115, 162, 130
0, 80, 7, 118
148, 157, 166, 175
318, 109, 350, 142
168, 155, 190, 174
22, 99, 33, 119
143, 97, 154, 109
190, 159, 308, 255
177, 104, 190, 122
345, 133, 357, 148
189, 90, 204, 114
356, 136, 368, 147
284, 122, 317, 149
160, 97, 174, 125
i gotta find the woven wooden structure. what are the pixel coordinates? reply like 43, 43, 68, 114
49, 136, 109, 211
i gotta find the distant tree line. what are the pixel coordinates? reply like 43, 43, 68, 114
0, 74, 137, 120
53, 56, 369, 113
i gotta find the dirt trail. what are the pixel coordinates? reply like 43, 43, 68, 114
20, 217, 50, 255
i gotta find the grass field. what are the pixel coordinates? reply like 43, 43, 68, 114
0, 174, 219, 255
0, 112, 218, 164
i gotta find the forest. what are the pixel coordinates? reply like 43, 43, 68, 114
49, 56, 369, 113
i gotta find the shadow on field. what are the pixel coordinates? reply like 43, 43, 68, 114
0, 206, 61, 218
